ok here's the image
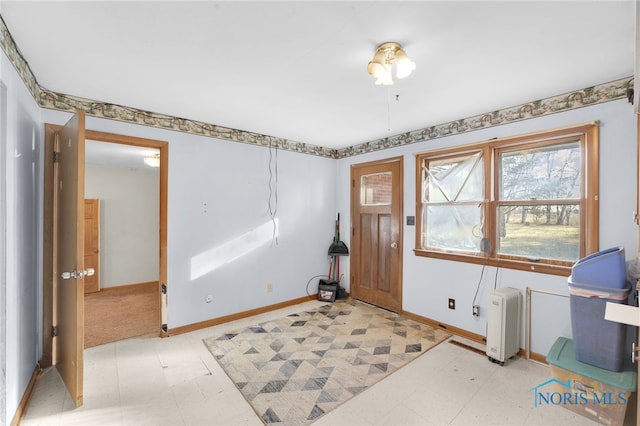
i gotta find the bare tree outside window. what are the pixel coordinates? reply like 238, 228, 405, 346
498, 142, 581, 261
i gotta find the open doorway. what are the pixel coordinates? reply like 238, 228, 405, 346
83, 139, 163, 347
42, 125, 168, 365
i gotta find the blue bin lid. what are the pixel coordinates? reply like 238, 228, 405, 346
573, 247, 623, 267
546, 337, 637, 391
570, 247, 627, 289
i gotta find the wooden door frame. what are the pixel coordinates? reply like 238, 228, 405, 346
42, 125, 169, 367
350, 156, 404, 312
42, 124, 57, 367
83, 198, 100, 294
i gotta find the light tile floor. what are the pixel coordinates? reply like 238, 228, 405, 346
20, 300, 634, 425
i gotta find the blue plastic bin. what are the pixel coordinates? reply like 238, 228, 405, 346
568, 279, 630, 372
570, 247, 627, 289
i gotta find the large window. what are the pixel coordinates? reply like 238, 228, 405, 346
415, 123, 599, 276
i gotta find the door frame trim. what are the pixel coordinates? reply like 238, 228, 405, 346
42, 125, 169, 367
350, 155, 404, 312
83, 198, 100, 294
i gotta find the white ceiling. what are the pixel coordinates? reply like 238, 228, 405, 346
1, 1, 635, 150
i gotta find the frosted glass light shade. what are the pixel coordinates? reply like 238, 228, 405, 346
367, 42, 415, 85
394, 49, 416, 79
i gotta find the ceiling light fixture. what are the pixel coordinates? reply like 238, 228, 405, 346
143, 154, 160, 168
367, 42, 416, 85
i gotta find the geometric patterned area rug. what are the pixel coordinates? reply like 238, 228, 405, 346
203, 299, 451, 425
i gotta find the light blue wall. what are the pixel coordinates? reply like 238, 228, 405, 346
166, 135, 336, 326
1, 47, 43, 425
336, 98, 637, 357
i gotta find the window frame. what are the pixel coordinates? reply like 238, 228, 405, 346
414, 122, 599, 276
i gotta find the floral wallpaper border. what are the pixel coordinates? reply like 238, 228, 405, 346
1, 15, 633, 160
338, 77, 633, 159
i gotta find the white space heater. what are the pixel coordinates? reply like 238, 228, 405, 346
486, 287, 522, 365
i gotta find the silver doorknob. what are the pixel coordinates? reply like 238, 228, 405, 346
390, 242, 398, 249
61, 270, 79, 280
61, 268, 95, 280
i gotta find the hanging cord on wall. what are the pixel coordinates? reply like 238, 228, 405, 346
268, 138, 279, 245
472, 263, 486, 309
472, 259, 500, 311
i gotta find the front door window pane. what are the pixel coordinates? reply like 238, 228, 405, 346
361, 172, 392, 205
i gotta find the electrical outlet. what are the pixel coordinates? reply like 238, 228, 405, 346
448, 298, 455, 310
473, 305, 479, 316
267, 283, 273, 293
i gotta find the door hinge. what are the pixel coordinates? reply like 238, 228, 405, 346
51, 326, 58, 337
53, 151, 60, 163
161, 283, 167, 294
